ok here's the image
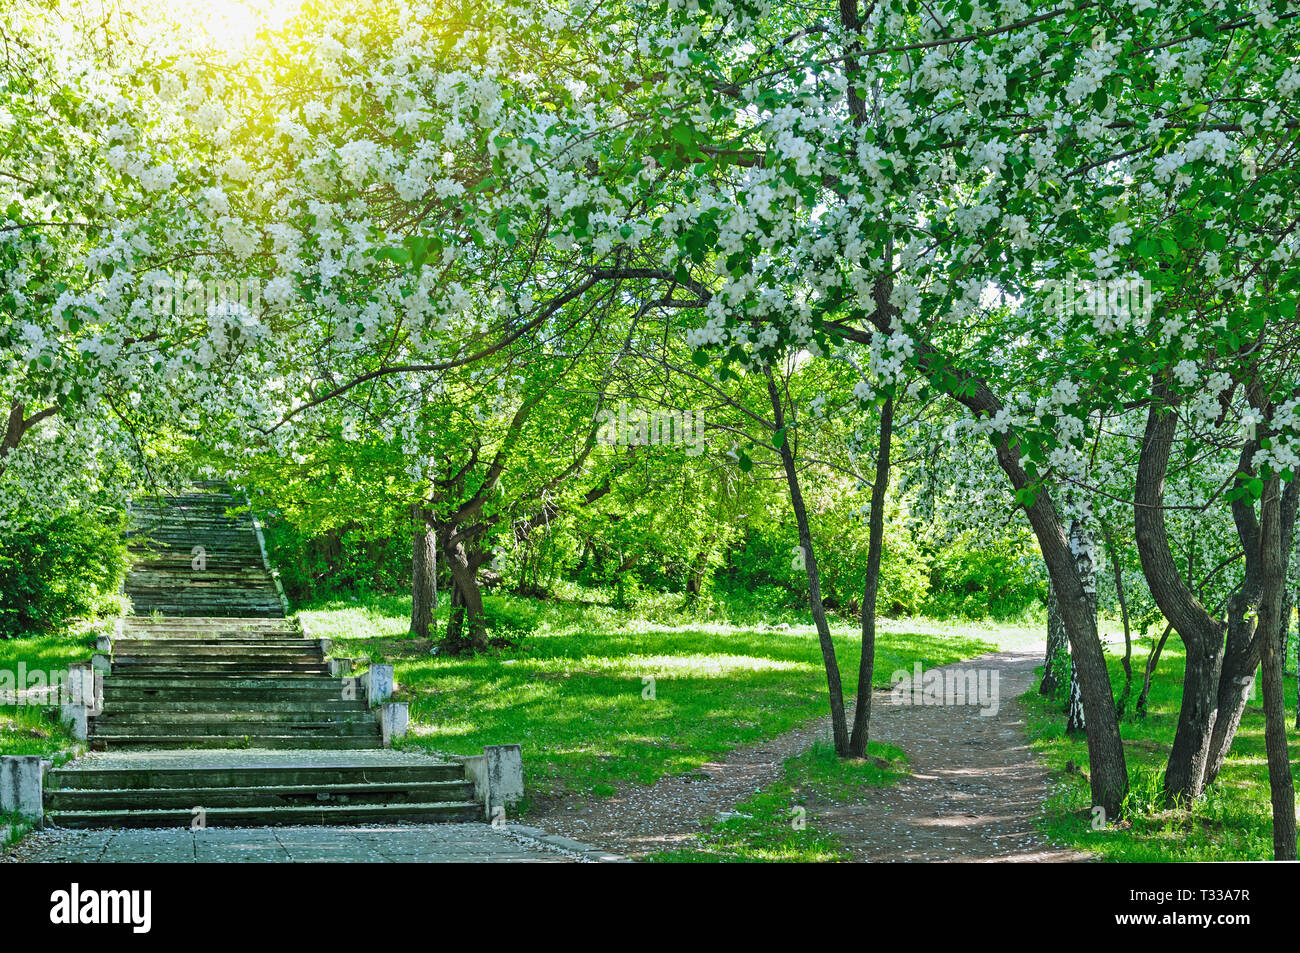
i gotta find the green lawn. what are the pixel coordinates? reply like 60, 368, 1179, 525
0, 628, 98, 757
1024, 640, 1300, 861
297, 590, 997, 802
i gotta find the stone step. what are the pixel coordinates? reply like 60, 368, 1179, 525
105, 675, 349, 690
45, 801, 480, 828
127, 572, 275, 583
89, 735, 385, 750
94, 710, 373, 725
125, 606, 285, 619
104, 691, 355, 705
129, 528, 258, 538
128, 591, 280, 599
91, 720, 380, 737
113, 650, 324, 663
49, 763, 467, 790
46, 780, 476, 811
114, 640, 320, 651
102, 701, 364, 713
130, 538, 263, 546
109, 665, 332, 676
128, 554, 266, 564
129, 555, 262, 563
121, 617, 297, 628
118, 626, 302, 638
113, 640, 318, 651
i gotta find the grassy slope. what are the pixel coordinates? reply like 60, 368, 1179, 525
298, 590, 997, 802
1024, 641, 1300, 861
0, 629, 97, 757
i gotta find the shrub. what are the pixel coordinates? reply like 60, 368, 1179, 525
923, 530, 1046, 620
0, 506, 129, 637
261, 518, 409, 603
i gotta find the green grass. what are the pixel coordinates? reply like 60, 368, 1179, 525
1024, 640, 1299, 861
0, 628, 98, 757
297, 589, 997, 803
1, 810, 38, 851
648, 741, 909, 862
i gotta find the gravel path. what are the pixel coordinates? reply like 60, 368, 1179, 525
532, 649, 1088, 861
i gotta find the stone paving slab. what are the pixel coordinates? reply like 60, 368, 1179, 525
3, 823, 584, 863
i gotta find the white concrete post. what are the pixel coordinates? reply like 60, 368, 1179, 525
484, 744, 524, 811
0, 755, 43, 821
364, 664, 394, 707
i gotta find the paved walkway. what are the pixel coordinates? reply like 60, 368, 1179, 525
4, 823, 585, 863
8, 749, 629, 863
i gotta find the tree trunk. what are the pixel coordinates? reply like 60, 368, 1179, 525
1256, 474, 1297, 860
1010, 455, 1127, 817
437, 523, 488, 653
1136, 623, 1172, 719
1201, 454, 1299, 787
1041, 581, 1068, 696
767, 371, 849, 755
1065, 518, 1095, 736
1104, 524, 1135, 718
1134, 404, 1223, 804
686, 548, 709, 598
837, 0, 1125, 814
446, 583, 465, 643
410, 504, 438, 640
849, 397, 892, 758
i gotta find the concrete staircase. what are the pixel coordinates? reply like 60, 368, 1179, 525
93, 617, 382, 750
47, 485, 482, 828
43, 760, 480, 828
126, 490, 284, 617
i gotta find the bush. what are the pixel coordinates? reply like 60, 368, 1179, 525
720, 500, 931, 618
0, 507, 129, 637
923, 530, 1045, 620
261, 518, 409, 603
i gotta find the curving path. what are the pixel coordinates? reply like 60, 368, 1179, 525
532, 650, 1090, 861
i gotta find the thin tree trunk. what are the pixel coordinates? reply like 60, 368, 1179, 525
767, 370, 849, 755
446, 584, 465, 644
1104, 524, 1135, 719
849, 397, 892, 758
1136, 623, 1173, 719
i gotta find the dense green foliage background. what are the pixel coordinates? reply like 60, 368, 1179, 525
0, 505, 128, 638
